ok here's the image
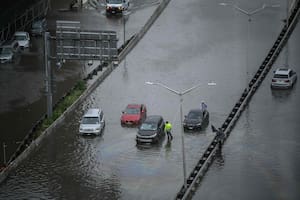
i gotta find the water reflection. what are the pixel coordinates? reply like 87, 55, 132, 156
271, 88, 293, 100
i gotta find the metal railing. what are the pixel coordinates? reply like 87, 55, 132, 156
175, 1, 300, 199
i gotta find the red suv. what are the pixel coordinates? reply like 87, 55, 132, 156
121, 104, 147, 126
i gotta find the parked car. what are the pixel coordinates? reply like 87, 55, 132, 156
136, 115, 165, 144
31, 18, 47, 36
105, 0, 130, 15
271, 68, 297, 89
183, 108, 209, 132
0, 40, 20, 63
13, 31, 30, 48
79, 108, 105, 136
121, 104, 147, 126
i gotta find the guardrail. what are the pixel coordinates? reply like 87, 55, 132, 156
175, 1, 300, 199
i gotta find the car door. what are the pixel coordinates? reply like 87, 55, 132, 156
100, 111, 105, 129
141, 105, 147, 120
291, 70, 297, 83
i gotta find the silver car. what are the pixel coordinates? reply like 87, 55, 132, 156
271, 68, 297, 89
0, 41, 20, 63
79, 108, 105, 136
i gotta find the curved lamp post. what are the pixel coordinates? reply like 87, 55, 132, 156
219, 2, 280, 86
145, 81, 216, 189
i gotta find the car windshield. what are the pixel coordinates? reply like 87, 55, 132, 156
0, 47, 11, 55
140, 122, 157, 131
82, 117, 99, 124
124, 107, 139, 114
187, 111, 202, 119
274, 74, 289, 79
107, 0, 122, 3
14, 35, 27, 40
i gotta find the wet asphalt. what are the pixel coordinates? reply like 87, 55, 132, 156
0, 0, 299, 199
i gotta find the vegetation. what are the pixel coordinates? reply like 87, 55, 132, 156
34, 80, 86, 137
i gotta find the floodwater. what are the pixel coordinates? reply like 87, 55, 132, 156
1, 0, 299, 199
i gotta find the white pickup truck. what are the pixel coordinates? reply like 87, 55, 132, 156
105, 0, 129, 15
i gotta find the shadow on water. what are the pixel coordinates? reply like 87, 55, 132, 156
271, 87, 294, 101
135, 136, 166, 151
215, 148, 225, 168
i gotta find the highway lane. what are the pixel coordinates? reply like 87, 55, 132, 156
0, 0, 158, 166
1, 0, 297, 199
193, 15, 300, 200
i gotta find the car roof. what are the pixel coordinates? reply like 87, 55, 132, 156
127, 104, 142, 108
83, 108, 101, 117
275, 68, 291, 75
144, 115, 163, 123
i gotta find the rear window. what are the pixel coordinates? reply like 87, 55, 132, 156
82, 117, 99, 124
274, 74, 289, 79
187, 111, 202, 119
140, 122, 157, 131
125, 107, 139, 114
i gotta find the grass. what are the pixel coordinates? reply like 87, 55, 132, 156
34, 80, 86, 137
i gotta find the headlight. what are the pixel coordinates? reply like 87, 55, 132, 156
150, 133, 157, 138
196, 123, 202, 126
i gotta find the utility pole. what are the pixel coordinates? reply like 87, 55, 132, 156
44, 32, 53, 118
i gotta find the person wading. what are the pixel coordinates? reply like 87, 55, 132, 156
164, 121, 173, 141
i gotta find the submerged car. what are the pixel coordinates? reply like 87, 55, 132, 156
121, 104, 147, 126
31, 18, 47, 36
0, 41, 20, 63
13, 31, 30, 48
271, 68, 297, 89
136, 115, 165, 144
79, 108, 105, 136
183, 109, 209, 132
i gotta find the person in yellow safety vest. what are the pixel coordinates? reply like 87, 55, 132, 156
164, 121, 173, 140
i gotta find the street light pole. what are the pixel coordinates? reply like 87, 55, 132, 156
219, 3, 280, 87
285, 0, 290, 68
2, 142, 7, 165
145, 81, 216, 189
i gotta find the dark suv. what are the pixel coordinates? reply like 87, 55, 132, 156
136, 115, 165, 144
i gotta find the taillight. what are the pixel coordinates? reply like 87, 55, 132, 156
285, 80, 290, 83
272, 79, 276, 82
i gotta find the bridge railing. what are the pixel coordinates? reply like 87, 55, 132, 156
175, 1, 300, 199
0, 0, 50, 43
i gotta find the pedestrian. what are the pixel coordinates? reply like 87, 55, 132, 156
164, 121, 173, 140
201, 101, 207, 112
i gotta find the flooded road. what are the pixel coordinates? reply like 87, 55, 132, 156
1, 0, 299, 199
0, 0, 158, 164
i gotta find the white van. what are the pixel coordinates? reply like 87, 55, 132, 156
13, 31, 30, 48
79, 108, 105, 136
